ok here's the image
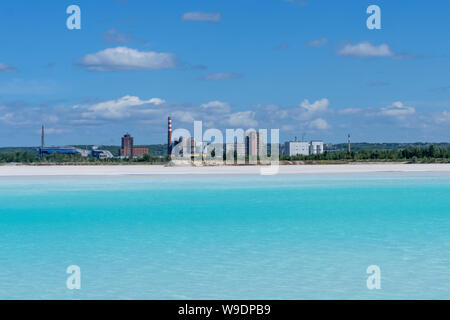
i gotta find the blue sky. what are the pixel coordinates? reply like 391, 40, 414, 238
0, 0, 449, 146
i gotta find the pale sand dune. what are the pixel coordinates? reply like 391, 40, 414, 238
0, 163, 448, 176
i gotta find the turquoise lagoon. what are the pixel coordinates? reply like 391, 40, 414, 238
0, 172, 449, 299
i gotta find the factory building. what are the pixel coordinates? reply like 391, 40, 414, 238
120, 133, 149, 158
39, 126, 90, 157
91, 147, 114, 159
132, 147, 149, 158
284, 141, 310, 156
40, 146, 112, 159
310, 141, 324, 155
40, 147, 86, 156
169, 117, 203, 159
283, 139, 324, 156
172, 137, 201, 158
167, 118, 267, 161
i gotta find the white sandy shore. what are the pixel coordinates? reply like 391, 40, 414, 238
0, 163, 448, 176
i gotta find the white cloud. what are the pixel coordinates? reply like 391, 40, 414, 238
202, 72, 243, 81
2, 93, 449, 143
0, 112, 31, 126
305, 38, 328, 47
43, 115, 59, 123
300, 98, 329, 113
201, 101, 230, 113
80, 95, 165, 119
337, 41, 394, 58
172, 111, 196, 123
434, 111, 450, 124
254, 104, 288, 120
337, 108, 362, 115
226, 111, 258, 127
78, 47, 177, 72
0, 112, 14, 122
36, 128, 67, 135
292, 98, 329, 120
103, 29, 133, 44
380, 101, 415, 117
0, 62, 18, 73
0, 79, 56, 95
182, 12, 222, 22
281, 124, 295, 131
308, 118, 330, 130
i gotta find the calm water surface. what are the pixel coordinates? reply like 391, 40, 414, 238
0, 172, 449, 299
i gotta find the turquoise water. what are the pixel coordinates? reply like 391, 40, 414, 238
0, 173, 449, 299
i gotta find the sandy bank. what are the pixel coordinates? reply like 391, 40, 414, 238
0, 163, 448, 176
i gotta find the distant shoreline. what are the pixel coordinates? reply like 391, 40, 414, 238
0, 163, 448, 177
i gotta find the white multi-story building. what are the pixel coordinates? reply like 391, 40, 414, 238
283, 140, 325, 156
245, 131, 263, 157
284, 141, 310, 156
310, 141, 324, 155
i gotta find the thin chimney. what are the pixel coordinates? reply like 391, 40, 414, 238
348, 134, 351, 153
168, 117, 172, 156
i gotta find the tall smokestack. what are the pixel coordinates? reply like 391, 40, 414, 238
168, 117, 172, 156
348, 134, 351, 153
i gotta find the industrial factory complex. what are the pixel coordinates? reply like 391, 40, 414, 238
38, 117, 326, 162
167, 117, 325, 160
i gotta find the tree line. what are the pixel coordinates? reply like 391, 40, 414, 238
281, 145, 450, 163
0, 152, 168, 164
0, 145, 449, 164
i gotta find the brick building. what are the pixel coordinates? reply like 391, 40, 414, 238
120, 133, 149, 158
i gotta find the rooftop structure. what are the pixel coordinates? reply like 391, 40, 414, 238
40, 147, 79, 155
39, 147, 89, 157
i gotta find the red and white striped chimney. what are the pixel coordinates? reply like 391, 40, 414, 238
168, 117, 172, 156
